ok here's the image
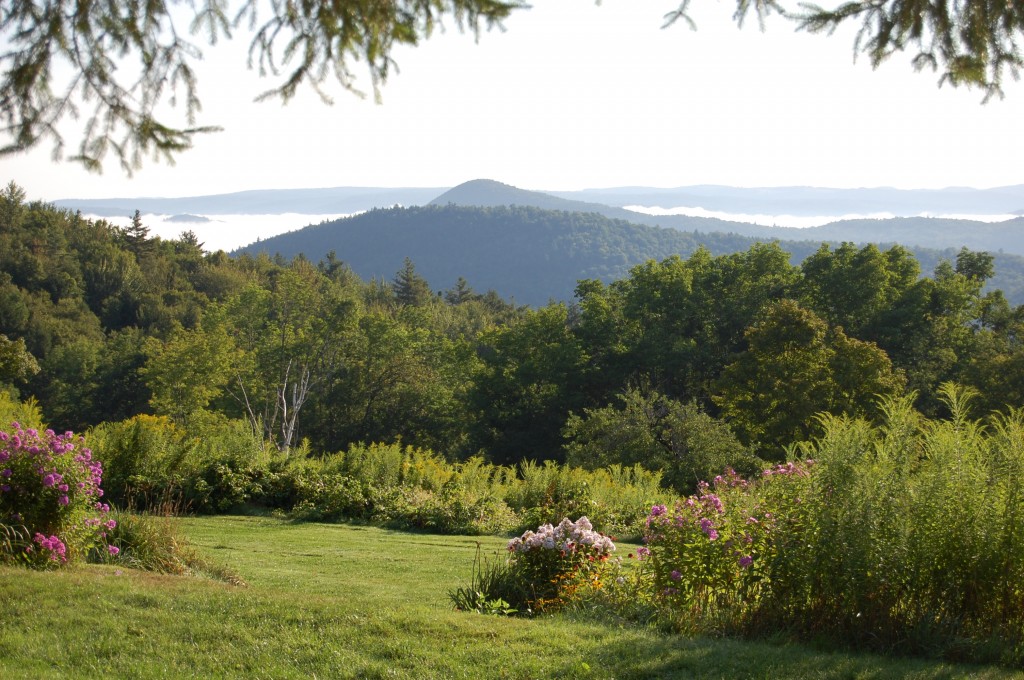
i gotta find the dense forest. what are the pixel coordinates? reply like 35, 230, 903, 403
2, 182, 1024, 483
3, 182, 1024, 492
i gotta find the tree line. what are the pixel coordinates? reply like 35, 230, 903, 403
2, 182, 1023, 493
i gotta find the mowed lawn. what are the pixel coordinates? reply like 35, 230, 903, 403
1, 516, 1020, 679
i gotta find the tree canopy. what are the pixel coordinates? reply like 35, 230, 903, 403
3, 0, 1021, 172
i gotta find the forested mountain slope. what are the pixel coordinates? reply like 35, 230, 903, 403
236, 204, 824, 306
436, 180, 1024, 256
237, 203, 1024, 306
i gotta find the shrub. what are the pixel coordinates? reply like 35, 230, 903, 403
86, 415, 192, 508
504, 517, 616, 612
508, 461, 666, 538
0, 422, 116, 567
451, 517, 616, 616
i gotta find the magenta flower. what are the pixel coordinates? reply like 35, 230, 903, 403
670, 570, 682, 581
58, 495, 70, 506
739, 555, 753, 568
108, 545, 120, 556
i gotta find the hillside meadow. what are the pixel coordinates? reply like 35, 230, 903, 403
1, 516, 1020, 679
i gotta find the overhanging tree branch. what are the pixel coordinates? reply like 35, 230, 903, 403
0, 0, 523, 172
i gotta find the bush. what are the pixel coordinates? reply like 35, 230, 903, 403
508, 461, 665, 538
507, 517, 616, 612
0, 422, 116, 566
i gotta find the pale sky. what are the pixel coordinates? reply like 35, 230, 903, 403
4, 1, 1024, 202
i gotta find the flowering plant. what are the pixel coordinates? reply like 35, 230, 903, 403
506, 516, 615, 611
641, 464, 814, 622
0, 422, 116, 566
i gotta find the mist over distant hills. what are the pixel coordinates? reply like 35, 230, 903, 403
53, 186, 445, 217
55, 177, 1024, 261
549, 184, 1024, 217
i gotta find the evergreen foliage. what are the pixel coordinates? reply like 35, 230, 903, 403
0, 0, 522, 171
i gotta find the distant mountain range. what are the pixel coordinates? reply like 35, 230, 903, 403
234, 201, 1024, 307
53, 186, 445, 217
429, 180, 1024, 256
56, 178, 1024, 257
549, 184, 1024, 217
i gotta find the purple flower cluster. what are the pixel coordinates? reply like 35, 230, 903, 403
762, 460, 814, 478
33, 533, 68, 563
0, 422, 115, 566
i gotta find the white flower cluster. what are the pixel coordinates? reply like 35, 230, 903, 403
507, 516, 616, 556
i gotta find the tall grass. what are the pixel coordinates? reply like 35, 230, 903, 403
644, 385, 1024, 666
85, 416, 670, 536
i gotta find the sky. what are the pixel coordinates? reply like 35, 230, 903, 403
4, 1, 1024, 202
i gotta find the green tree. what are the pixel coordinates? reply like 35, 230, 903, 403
221, 262, 358, 451
143, 320, 243, 424
306, 306, 478, 454
0, 333, 39, 388
798, 242, 919, 339
714, 299, 904, 456
468, 304, 587, 465
393, 257, 434, 307
564, 386, 756, 493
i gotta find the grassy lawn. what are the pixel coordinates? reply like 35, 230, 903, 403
1, 516, 1020, 679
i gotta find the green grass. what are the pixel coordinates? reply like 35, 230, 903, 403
1, 516, 1021, 679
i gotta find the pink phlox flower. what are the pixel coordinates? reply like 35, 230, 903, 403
739, 555, 753, 568
670, 570, 682, 581
704, 494, 724, 513
699, 518, 719, 541
108, 545, 120, 556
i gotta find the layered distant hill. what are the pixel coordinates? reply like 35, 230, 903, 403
430, 180, 1024, 255
55, 178, 1024, 256
236, 202, 1024, 307
55, 178, 1024, 304
236, 204, 807, 306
